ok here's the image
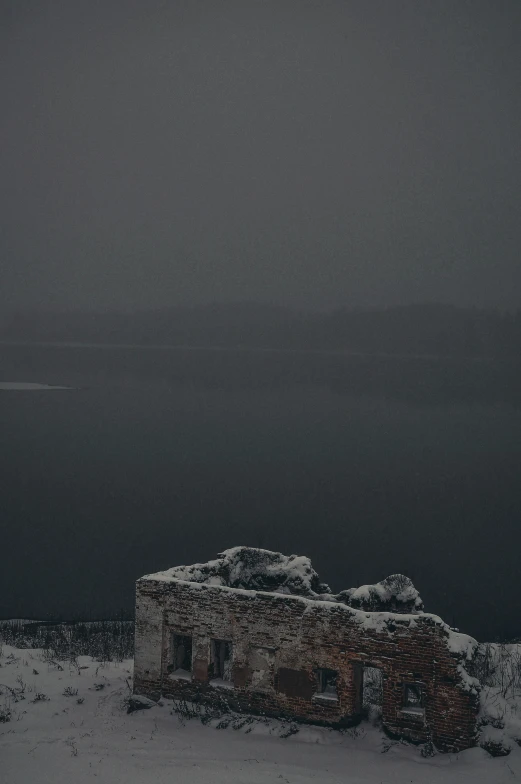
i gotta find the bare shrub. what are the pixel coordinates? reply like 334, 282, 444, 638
0, 619, 133, 663
0, 695, 12, 723
279, 721, 299, 738
15, 675, 26, 695
65, 737, 79, 757
171, 693, 232, 726
473, 643, 521, 699
0, 682, 24, 703
31, 692, 49, 702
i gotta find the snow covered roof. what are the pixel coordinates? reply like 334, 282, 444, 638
143, 547, 329, 597
142, 546, 423, 614
336, 574, 424, 614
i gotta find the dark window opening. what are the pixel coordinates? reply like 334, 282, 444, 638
169, 634, 192, 677
403, 683, 424, 713
277, 668, 315, 700
314, 668, 338, 700
210, 639, 233, 681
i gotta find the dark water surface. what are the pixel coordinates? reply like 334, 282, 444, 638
1, 344, 520, 640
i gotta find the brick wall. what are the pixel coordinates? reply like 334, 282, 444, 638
134, 577, 479, 752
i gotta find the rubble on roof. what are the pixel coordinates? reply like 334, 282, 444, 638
145, 546, 424, 614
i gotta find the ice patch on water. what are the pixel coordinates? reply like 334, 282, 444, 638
0, 381, 74, 390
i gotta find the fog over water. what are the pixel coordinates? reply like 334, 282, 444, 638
1, 344, 520, 641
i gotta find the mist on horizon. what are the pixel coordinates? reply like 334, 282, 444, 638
1, 0, 521, 313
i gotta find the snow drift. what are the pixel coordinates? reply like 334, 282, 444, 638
147, 546, 424, 614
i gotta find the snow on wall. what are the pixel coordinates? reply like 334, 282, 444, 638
144, 547, 424, 614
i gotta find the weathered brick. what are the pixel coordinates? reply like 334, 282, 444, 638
134, 576, 479, 751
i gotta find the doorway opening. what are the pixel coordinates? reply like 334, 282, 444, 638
362, 666, 383, 723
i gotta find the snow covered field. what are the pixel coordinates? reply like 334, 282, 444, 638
1, 644, 520, 784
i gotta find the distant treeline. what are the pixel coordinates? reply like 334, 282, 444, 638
1, 303, 520, 359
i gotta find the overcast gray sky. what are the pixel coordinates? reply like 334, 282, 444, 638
1, 0, 520, 312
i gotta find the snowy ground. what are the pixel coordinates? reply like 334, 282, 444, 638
1, 645, 520, 783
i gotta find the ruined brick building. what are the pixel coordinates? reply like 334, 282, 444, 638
134, 547, 480, 751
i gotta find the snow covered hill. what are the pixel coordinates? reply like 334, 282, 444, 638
1, 643, 520, 783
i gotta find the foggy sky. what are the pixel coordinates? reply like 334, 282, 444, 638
1, 0, 520, 312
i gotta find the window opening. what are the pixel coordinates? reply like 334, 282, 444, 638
169, 634, 192, 678
403, 683, 424, 714
314, 668, 338, 700
210, 639, 233, 682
